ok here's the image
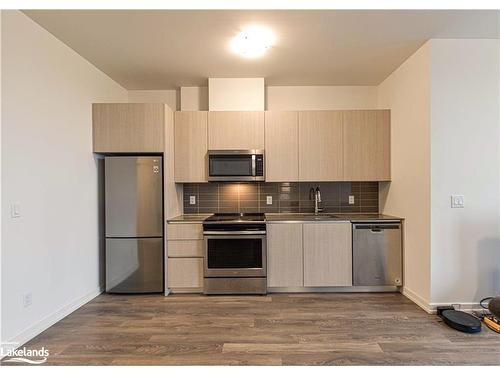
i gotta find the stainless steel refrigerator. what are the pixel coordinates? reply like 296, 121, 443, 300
104, 156, 164, 293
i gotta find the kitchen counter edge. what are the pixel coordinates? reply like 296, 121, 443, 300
167, 214, 211, 223
265, 213, 404, 223
167, 213, 404, 224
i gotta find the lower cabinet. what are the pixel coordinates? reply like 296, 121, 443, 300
167, 223, 204, 293
267, 223, 303, 287
167, 258, 203, 291
303, 223, 352, 287
267, 222, 352, 288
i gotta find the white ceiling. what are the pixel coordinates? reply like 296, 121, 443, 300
23, 10, 500, 89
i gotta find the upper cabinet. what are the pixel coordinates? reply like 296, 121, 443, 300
298, 111, 343, 181
264, 111, 299, 182
93, 103, 165, 153
170, 109, 391, 183
208, 111, 264, 150
174, 111, 208, 183
343, 110, 391, 181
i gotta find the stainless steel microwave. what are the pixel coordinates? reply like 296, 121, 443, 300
208, 150, 265, 182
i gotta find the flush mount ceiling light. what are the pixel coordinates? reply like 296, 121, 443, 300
230, 26, 276, 58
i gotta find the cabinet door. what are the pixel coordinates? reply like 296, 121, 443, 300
167, 258, 203, 290
265, 111, 299, 182
343, 110, 391, 181
93, 103, 165, 152
174, 111, 208, 182
267, 223, 303, 287
298, 111, 343, 181
208, 111, 264, 150
303, 223, 352, 287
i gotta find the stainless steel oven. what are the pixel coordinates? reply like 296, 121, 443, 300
203, 214, 267, 294
208, 150, 265, 182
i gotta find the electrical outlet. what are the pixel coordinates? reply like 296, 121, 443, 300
451, 195, 464, 208
348, 195, 355, 205
23, 292, 32, 308
10, 202, 21, 218
266, 196, 273, 205
189, 196, 196, 205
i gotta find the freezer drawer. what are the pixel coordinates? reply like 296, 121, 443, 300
105, 156, 163, 237
105, 238, 164, 293
352, 222, 402, 286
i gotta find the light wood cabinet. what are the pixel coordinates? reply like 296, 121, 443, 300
167, 223, 204, 293
208, 111, 264, 150
303, 222, 352, 287
298, 111, 343, 181
93, 103, 165, 152
171, 109, 391, 183
167, 240, 204, 257
264, 111, 299, 182
174, 111, 208, 182
267, 223, 303, 287
167, 223, 203, 240
167, 258, 203, 290
343, 110, 391, 181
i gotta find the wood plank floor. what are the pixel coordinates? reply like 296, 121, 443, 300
3, 293, 500, 365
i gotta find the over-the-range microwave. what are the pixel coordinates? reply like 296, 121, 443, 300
208, 150, 265, 182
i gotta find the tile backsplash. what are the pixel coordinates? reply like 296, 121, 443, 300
183, 182, 379, 214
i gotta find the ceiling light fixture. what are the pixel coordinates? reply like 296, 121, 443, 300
230, 25, 276, 58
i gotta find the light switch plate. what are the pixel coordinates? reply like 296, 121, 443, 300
348, 195, 355, 205
451, 195, 464, 208
189, 196, 196, 205
266, 196, 273, 205
10, 202, 21, 218
23, 292, 32, 308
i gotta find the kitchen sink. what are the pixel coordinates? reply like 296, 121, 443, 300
300, 214, 342, 221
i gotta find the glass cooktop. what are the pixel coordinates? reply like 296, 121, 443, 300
204, 213, 266, 223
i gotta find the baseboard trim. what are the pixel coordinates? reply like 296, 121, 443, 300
402, 287, 433, 314
1, 287, 102, 359
268, 286, 400, 293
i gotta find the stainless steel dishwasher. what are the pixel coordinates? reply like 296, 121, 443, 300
352, 221, 402, 286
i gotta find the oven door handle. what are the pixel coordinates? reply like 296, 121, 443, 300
203, 231, 267, 235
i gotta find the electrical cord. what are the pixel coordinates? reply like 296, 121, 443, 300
480, 297, 493, 310
471, 297, 493, 319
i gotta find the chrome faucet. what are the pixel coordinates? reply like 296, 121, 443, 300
309, 187, 323, 215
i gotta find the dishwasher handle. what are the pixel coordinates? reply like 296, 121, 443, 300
353, 223, 401, 231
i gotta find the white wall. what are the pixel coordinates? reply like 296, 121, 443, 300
180, 86, 208, 111
209, 78, 265, 111
378, 39, 500, 312
1, 11, 127, 347
0, 10, 3, 348
267, 86, 377, 110
128, 89, 178, 110
377, 43, 432, 309
429, 39, 500, 308
132, 85, 378, 111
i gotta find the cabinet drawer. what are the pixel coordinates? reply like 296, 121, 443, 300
168, 240, 204, 257
167, 258, 203, 288
167, 224, 203, 240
